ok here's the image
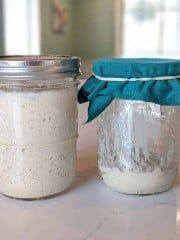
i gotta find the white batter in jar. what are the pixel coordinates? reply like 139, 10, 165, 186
0, 56, 80, 199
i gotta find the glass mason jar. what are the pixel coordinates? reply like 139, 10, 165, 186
97, 100, 180, 195
0, 55, 80, 199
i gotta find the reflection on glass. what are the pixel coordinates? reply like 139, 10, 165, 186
176, 208, 180, 237
176, 209, 180, 222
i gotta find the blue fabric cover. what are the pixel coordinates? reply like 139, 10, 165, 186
78, 58, 180, 122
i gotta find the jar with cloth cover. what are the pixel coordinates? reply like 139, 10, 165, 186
78, 58, 180, 195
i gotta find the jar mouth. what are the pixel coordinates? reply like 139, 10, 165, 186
0, 55, 81, 79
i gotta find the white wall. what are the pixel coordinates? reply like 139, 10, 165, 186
3, 0, 40, 55
0, 0, 4, 54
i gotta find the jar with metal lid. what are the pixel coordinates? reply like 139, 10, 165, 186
78, 58, 180, 195
0, 55, 81, 199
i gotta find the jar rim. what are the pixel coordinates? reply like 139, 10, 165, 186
0, 55, 81, 78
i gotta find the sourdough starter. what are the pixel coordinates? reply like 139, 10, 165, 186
0, 87, 78, 199
99, 166, 177, 194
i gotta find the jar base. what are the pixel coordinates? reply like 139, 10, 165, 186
100, 167, 177, 195
1, 182, 73, 201
0, 174, 75, 200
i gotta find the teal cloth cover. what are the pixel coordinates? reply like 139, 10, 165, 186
78, 58, 180, 122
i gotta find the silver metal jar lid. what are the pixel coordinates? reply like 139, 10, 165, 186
0, 55, 81, 78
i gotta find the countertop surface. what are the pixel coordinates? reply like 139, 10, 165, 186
0, 168, 180, 240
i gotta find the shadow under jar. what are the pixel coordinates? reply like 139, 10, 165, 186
0, 55, 81, 199
97, 100, 180, 194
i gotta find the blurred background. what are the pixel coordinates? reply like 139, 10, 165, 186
0, 0, 180, 58
0, 0, 179, 171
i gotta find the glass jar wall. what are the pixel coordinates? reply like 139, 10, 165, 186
97, 100, 180, 195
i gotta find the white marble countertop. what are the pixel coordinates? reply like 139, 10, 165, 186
0, 167, 180, 240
